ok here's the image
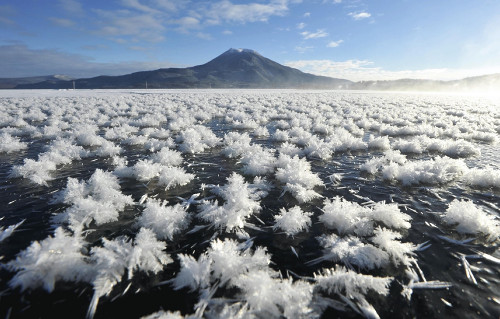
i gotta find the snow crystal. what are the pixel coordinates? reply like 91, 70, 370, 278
240, 145, 276, 175
392, 136, 480, 157
278, 141, 303, 157
370, 227, 416, 267
319, 197, 374, 236
370, 201, 412, 230
10, 138, 88, 185
303, 136, 333, 160
232, 270, 313, 318
115, 159, 163, 181
137, 198, 191, 240
88, 228, 171, 318
314, 265, 393, 298
7, 228, 91, 292
52, 169, 133, 230
368, 135, 390, 151
0, 132, 28, 153
95, 140, 122, 157
273, 206, 312, 236
275, 154, 323, 203
319, 197, 411, 236
197, 173, 269, 232
272, 129, 289, 142
222, 131, 253, 158
441, 200, 500, 241
150, 147, 184, 166
158, 166, 195, 189
141, 310, 184, 319
171, 253, 212, 291
326, 128, 367, 152
104, 124, 138, 140
381, 156, 468, 186
208, 238, 271, 285
74, 125, 106, 146
252, 126, 270, 137
360, 150, 407, 175
314, 234, 389, 270
127, 228, 172, 278
463, 167, 500, 189
0, 219, 24, 242
177, 125, 219, 154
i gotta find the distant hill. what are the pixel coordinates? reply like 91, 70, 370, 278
8, 49, 500, 91
14, 49, 351, 89
0, 75, 72, 89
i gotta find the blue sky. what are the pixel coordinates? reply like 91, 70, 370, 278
1, 0, 500, 80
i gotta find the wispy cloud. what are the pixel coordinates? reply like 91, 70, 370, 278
93, 9, 166, 42
297, 22, 306, 29
349, 12, 371, 20
171, 16, 201, 33
0, 44, 178, 78
294, 46, 314, 53
327, 40, 343, 47
58, 0, 84, 15
0, 5, 16, 26
301, 29, 328, 39
153, 0, 185, 12
48, 17, 75, 27
120, 0, 160, 14
196, 32, 213, 40
204, 0, 290, 25
49, 0, 297, 43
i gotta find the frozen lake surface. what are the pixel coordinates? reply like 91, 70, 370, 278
1, 89, 499, 318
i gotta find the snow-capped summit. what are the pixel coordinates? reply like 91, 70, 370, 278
225, 48, 260, 55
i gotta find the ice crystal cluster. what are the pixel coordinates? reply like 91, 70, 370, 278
1, 89, 499, 318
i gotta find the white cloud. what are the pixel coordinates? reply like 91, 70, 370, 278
171, 16, 201, 33
48, 17, 75, 27
204, 0, 290, 25
301, 29, 328, 39
0, 5, 16, 26
128, 45, 150, 51
285, 59, 500, 81
93, 9, 166, 42
58, 0, 84, 15
303, 12, 310, 17
222, 30, 233, 35
0, 44, 178, 78
294, 46, 314, 53
349, 12, 371, 20
297, 22, 306, 29
27, 1, 300, 45
121, 0, 160, 14
196, 32, 213, 40
327, 40, 343, 47
153, 0, 184, 12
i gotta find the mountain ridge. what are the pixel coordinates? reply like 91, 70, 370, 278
5, 48, 500, 91
13, 48, 350, 90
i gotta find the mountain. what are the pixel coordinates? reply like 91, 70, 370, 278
0, 75, 72, 89
9, 49, 500, 91
14, 49, 351, 89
